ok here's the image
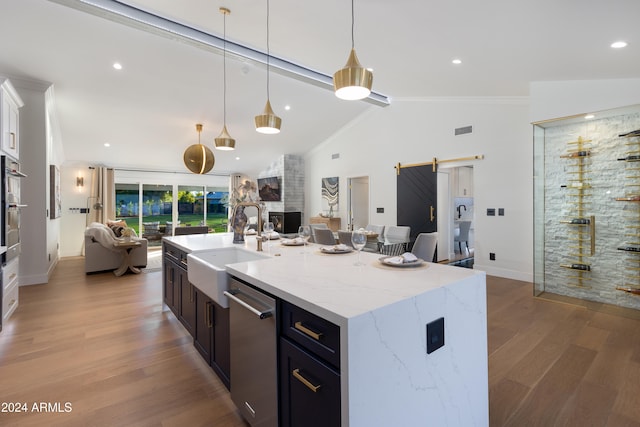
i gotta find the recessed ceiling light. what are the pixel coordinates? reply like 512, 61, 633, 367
104, 143, 111, 147
584, 114, 595, 119
113, 62, 123, 70
235, 156, 240, 160
284, 105, 291, 111
611, 41, 627, 49
452, 59, 462, 65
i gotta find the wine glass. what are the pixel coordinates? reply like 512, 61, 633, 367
298, 225, 311, 253
351, 230, 367, 266
263, 221, 275, 254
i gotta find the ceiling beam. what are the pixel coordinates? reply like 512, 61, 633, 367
49, 0, 391, 107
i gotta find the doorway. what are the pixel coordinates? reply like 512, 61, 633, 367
347, 176, 369, 231
450, 166, 475, 265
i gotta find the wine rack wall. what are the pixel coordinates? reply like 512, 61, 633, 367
539, 109, 640, 310
615, 130, 640, 296
559, 136, 594, 289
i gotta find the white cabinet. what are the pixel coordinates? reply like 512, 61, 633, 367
456, 167, 473, 197
3, 258, 19, 322
0, 78, 24, 160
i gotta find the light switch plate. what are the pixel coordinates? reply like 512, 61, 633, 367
426, 317, 445, 354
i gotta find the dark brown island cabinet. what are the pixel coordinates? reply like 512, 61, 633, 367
279, 301, 341, 427
162, 241, 230, 389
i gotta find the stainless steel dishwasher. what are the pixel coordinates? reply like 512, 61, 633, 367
224, 278, 278, 427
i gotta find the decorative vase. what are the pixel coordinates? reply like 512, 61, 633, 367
232, 206, 248, 243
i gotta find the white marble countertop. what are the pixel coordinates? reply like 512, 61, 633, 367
165, 233, 484, 328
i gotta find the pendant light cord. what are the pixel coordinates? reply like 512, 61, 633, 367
266, 0, 271, 101
223, 11, 227, 125
351, 0, 355, 49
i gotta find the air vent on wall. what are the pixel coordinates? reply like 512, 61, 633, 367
455, 125, 473, 136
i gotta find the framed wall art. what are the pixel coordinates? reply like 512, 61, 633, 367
321, 176, 339, 217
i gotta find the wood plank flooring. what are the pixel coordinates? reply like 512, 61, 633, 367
0, 257, 247, 427
1, 259, 640, 426
488, 276, 640, 427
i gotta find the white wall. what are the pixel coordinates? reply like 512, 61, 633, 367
60, 161, 92, 257
14, 79, 61, 285
305, 97, 533, 281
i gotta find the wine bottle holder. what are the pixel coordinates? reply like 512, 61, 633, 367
615, 131, 640, 295
560, 136, 594, 289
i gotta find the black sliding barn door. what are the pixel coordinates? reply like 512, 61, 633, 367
397, 164, 437, 244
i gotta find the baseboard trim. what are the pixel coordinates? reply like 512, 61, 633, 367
473, 263, 532, 282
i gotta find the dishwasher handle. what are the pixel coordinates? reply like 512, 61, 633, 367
224, 290, 273, 319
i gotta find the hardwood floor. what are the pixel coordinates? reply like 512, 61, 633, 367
488, 276, 640, 427
0, 257, 248, 427
1, 258, 639, 426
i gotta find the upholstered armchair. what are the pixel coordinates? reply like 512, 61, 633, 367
84, 222, 147, 274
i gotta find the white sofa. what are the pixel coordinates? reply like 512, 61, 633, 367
84, 222, 148, 274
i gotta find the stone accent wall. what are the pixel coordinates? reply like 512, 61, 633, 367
542, 111, 640, 309
259, 154, 304, 215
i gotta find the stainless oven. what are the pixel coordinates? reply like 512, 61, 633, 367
1, 156, 26, 264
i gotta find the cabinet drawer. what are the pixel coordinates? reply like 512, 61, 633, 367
281, 301, 340, 368
279, 337, 340, 427
3, 280, 18, 321
3, 258, 19, 289
163, 243, 188, 269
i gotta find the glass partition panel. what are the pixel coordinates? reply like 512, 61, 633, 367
533, 124, 546, 296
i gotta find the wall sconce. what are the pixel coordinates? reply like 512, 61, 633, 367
76, 176, 84, 187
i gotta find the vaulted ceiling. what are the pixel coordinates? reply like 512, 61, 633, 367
1, 0, 638, 175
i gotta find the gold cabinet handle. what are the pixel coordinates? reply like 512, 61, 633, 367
168, 266, 173, 285
190, 284, 194, 303
292, 369, 321, 392
430, 205, 435, 222
205, 301, 213, 328
294, 321, 323, 340
8, 299, 16, 308
10, 132, 16, 149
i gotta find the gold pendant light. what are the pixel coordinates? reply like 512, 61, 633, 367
333, 0, 372, 100
184, 123, 215, 174
254, 0, 281, 134
215, 7, 236, 150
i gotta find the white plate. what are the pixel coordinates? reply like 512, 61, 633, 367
281, 240, 304, 246
256, 234, 279, 240
320, 247, 352, 254
378, 256, 425, 268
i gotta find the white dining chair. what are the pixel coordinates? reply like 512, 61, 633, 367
454, 221, 472, 254
313, 228, 337, 245
381, 225, 411, 255
412, 232, 438, 262
384, 225, 410, 244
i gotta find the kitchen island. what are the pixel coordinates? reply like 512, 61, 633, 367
165, 233, 488, 427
